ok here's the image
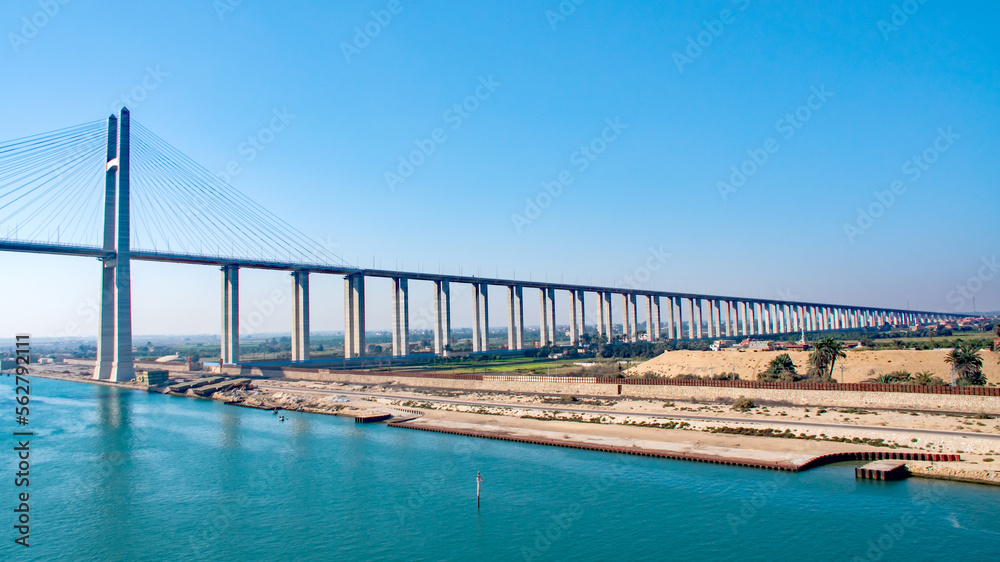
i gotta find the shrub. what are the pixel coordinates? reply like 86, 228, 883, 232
758, 354, 798, 382
731, 397, 756, 412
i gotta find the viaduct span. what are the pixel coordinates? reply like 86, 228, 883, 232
0, 110, 966, 381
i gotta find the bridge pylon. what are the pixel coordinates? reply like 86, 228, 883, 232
94, 107, 135, 382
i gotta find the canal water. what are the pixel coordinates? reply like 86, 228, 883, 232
3, 377, 1000, 561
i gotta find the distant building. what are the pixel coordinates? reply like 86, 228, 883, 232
711, 340, 735, 351
746, 340, 774, 351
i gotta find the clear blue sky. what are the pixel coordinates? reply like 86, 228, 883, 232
1, 0, 997, 338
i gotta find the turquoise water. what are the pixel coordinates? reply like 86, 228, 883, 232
3, 377, 1000, 561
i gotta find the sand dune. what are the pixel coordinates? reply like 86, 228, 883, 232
629, 348, 1000, 384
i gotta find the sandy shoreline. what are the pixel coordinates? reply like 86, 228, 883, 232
27, 364, 1000, 486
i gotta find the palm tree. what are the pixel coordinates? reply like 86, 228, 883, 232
759, 353, 797, 382
945, 344, 985, 386
811, 337, 847, 381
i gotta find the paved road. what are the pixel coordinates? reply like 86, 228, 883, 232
258, 384, 1000, 442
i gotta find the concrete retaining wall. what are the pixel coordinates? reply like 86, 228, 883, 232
212, 365, 1000, 414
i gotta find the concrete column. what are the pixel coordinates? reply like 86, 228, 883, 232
673, 297, 682, 340
472, 284, 482, 353
628, 293, 638, 343
344, 273, 364, 358
434, 280, 451, 355
391, 277, 408, 356
109, 108, 134, 382
707, 300, 716, 338
651, 296, 661, 340
695, 299, 704, 339
506, 286, 516, 350
400, 278, 410, 355
597, 292, 606, 341
547, 287, 557, 345
724, 300, 733, 338
578, 290, 586, 342
95, 114, 118, 381
740, 302, 749, 337
292, 270, 311, 361
704, 299, 712, 338
221, 265, 239, 364
344, 276, 355, 358
603, 292, 614, 342
570, 290, 579, 346
621, 294, 631, 342
514, 285, 524, 349
665, 297, 676, 340
687, 298, 695, 339
538, 289, 548, 347
480, 284, 489, 352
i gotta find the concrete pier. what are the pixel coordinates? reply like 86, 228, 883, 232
392, 277, 409, 356
597, 292, 606, 341
221, 265, 239, 364
434, 280, 451, 355
621, 294, 631, 343
650, 295, 660, 340
472, 284, 483, 352
628, 293, 638, 343
344, 273, 365, 358
292, 270, 311, 361
603, 292, 615, 343
695, 299, 703, 339
665, 296, 676, 340
508, 285, 524, 350
570, 290, 580, 346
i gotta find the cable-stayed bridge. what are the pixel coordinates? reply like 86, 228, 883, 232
0, 109, 965, 381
